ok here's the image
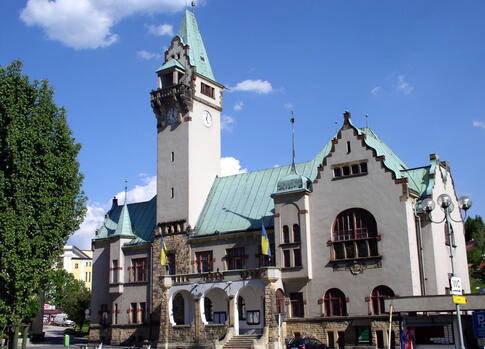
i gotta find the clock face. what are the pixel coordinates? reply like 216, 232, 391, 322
167, 107, 177, 124
202, 110, 212, 127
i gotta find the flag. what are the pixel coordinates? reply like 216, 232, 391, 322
160, 235, 168, 265
261, 221, 271, 257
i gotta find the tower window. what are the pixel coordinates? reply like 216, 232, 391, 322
201, 82, 215, 99
171, 151, 175, 162
170, 187, 174, 199
347, 141, 351, 153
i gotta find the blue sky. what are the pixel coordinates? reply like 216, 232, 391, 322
1, 0, 484, 249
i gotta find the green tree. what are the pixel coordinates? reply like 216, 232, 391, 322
45, 269, 90, 331
465, 215, 484, 242
0, 61, 86, 348
62, 288, 91, 332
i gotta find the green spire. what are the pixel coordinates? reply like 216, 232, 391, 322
177, 9, 215, 81
113, 182, 135, 237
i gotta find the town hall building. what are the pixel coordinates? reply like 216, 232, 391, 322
90, 9, 472, 349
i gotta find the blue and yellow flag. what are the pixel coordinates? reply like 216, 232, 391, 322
160, 235, 168, 265
261, 221, 271, 257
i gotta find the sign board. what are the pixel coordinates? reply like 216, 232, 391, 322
473, 311, 485, 338
452, 295, 467, 304
450, 276, 463, 295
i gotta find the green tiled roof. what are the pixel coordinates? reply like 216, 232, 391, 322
176, 9, 215, 81
94, 196, 156, 246
113, 202, 135, 237
193, 142, 332, 237
193, 124, 431, 237
156, 58, 185, 73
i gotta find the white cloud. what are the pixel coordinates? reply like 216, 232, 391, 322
473, 121, 485, 129
233, 101, 244, 111
20, 0, 186, 49
397, 75, 414, 95
137, 50, 161, 60
221, 115, 236, 131
371, 86, 381, 95
146, 23, 173, 36
67, 174, 156, 249
68, 204, 107, 249
283, 103, 294, 110
220, 157, 248, 177
230, 79, 273, 94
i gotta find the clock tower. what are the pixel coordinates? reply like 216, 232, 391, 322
151, 9, 223, 233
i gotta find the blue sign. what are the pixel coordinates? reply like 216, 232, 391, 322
473, 312, 485, 338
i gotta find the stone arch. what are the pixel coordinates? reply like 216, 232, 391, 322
202, 287, 228, 324
170, 290, 195, 325
236, 283, 265, 334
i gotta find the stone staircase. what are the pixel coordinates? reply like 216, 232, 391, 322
222, 334, 260, 349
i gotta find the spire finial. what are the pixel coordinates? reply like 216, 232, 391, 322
365, 114, 368, 128
290, 112, 296, 173
124, 179, 128, 205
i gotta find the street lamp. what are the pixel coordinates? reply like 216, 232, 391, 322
421, 194, 472, 349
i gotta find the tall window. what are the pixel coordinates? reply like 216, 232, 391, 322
139, 302, 146, 323
167, 252, 176, 275
332, 208, 378, 260
130, 303, 137, 324
111, 260, 119, 283
276, 289, 286, 314
290, 292, 304, 318
226, 247, 245, 270
196, 251, 213, 273
283, 225, 290, 243
113, 303, 118, 324
283, 250, 291, 267
324, 289, 347, 316
293, 224, 301, 242
100, 304, 109, 324
371, 286, 394, 315
131, 258, 146, 282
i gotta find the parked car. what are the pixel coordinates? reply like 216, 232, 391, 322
52, 313, 75, 327
286, 336, 328, 349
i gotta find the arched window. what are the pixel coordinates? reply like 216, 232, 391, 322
293, 224, 301, 243
371, 286, 394, 315
283, 225, 290, 243
173, 293, 185, 325
324, 289, 347, 316
275, 289, 286, 314
332, 208, 378, 260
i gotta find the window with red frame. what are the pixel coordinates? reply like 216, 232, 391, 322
196, 251, 213, 273
324, 288, 347, 316
332, 208, 378, 260
226, 247, 245, 270
290, 292, 304, 318
131, 258, 146, 282
371, 286, 394, 315
201, 82, 215, 98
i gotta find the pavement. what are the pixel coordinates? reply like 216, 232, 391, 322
26, 325, 88, 349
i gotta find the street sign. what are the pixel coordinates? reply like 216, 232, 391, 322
473, 311, 485, 338
450, 276, 463, 295
452, 295, 467, 304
